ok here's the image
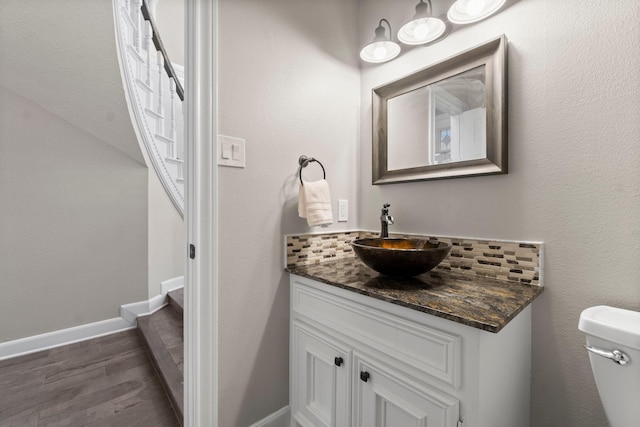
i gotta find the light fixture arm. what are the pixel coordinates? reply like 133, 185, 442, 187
374, 18, 393, 42
414, 0, 431, 18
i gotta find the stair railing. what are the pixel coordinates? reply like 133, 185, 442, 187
115, 0, 185, 215
140, 0, 184, 101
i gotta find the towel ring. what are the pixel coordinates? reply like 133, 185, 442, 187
298, 155, 326, 185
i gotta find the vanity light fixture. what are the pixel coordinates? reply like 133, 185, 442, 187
447, 0, 507, 24
360, 18, 401, 63
397, 0, 446, 45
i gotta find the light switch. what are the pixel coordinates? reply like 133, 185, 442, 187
338, 199, 348, 222
232, 144, 241, 160
217, 135, 246, 168
221, 143, 231, 159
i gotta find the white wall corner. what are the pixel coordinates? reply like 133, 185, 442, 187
120, 293, 169, 323
161, 275, 185, 295
248, 406, 291, 427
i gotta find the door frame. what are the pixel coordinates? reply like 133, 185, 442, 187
184, 0, 218, 426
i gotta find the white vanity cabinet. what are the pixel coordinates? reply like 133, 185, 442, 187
352, 353, 460, 427
289, 275, 532, 427
292, 321, 352, 427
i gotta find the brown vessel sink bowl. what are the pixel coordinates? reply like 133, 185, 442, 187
352, 238, 452, 277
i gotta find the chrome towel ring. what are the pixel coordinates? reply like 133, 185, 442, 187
298, 155, 326, 185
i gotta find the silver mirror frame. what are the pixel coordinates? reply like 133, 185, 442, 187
372, 34, 508, 184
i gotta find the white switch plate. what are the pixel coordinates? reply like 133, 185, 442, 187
338, 199, 348, 222
218, 135, 245, 168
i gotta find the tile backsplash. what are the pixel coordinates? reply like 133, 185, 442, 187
286, 231, 361, 267
285, 231, 542, 286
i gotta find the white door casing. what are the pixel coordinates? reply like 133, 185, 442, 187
185, 0, 218, 426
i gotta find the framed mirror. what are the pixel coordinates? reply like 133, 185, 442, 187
372, 35, 507, 184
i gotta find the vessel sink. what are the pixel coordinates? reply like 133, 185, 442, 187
351, 238, 451, 277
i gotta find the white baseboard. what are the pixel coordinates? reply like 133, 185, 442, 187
120, 294, 167, 324
0, 317, 135, 361
249, 406, 291, 427
161, 275, 184, 294
0, 277, 185, 362
121, 276, 184, 323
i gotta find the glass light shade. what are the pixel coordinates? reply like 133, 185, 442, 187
397, 17, 446, 45
360, 40, 401, 63
447, 0, 507, 24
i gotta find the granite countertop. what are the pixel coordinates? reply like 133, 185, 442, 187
287, 257, 544, 333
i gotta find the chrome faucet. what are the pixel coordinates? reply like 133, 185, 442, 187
380, 203, 394, 238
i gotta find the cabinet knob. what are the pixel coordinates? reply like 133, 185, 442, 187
360, 371, 370, 382
334, 357, 344, 367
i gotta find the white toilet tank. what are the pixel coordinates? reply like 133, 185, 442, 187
579, 305, 640, 427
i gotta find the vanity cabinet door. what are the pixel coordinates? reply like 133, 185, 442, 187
353, 355, 460, 427
291, 322, 351, 427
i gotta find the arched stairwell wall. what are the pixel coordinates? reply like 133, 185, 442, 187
114, 0, 186, 297
114, 0, 186, 216
0, 0, 184, 345
0, 0, 149, 343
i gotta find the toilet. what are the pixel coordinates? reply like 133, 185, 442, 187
579, 305, 640, 427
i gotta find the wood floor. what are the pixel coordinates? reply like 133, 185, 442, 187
0, 329, 180, 427
137, 289, 184, 421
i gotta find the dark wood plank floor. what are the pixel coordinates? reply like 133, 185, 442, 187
137, 302, 184, 420
0, 329, 179, 427
167, 289, 183, 319
148, 306, 183, 375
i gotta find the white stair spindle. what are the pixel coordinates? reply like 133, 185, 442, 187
178, 108, 185, 160
132, 0, 143, 53
156, 51, 165, 127
156, 52, 164, 115
120, 1, 136, 51
145, 22, 153, 86
169, 77, 177, 158
143, 22, 153, 108
177, 162, 184, 181
130, 0, 137, 47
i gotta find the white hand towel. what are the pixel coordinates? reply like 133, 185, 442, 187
298, 179, 333, 226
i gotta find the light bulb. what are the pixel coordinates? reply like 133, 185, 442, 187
413, 20, 429, 40
374, 45, 388, 60
448, 0, 505, 24
466, 0, 486, 16
398, 16, 445, 45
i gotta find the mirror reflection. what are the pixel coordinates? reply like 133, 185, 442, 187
387, 66, 486, 170
372, 35, 507, 185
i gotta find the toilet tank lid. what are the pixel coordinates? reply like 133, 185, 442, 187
579, 305, 640, 350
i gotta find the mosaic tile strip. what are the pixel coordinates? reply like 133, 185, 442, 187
286, 231, 360, 268
286, 231, 542, 286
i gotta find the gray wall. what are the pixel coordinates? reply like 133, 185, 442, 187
217, 0, 360, 424
215, 0, 639, 425
147, 168, 184, 297
153, 0, 185, 66
358, 1, 640, 426
0, 85, 148, 342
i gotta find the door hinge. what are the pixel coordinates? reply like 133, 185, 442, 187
189, 244, 196, 259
